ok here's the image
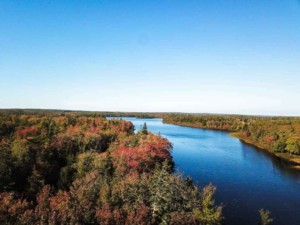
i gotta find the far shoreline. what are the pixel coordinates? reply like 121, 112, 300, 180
162, 120, 300, 170
230, 132, 300, 170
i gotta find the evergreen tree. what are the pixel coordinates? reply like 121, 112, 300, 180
141, 122, 148, 135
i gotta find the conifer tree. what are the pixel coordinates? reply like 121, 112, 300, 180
142, 122, 148, 134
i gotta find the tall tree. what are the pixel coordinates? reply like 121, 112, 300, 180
142, 122, 148, 135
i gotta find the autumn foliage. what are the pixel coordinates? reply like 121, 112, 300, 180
0, 112, 223, 224
113, 134, 173, 174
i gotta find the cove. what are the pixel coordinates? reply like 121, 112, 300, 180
109, 117, 300, 225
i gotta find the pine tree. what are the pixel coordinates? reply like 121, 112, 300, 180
141, 122, 148, 134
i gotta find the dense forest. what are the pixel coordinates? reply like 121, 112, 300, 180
0, 111, 223, 225
163, 114, 300, 165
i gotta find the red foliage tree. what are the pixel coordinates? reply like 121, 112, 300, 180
113, 135, 172, 174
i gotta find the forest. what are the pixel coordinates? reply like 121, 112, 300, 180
0, 111, 223, 225
163, 114, 300, 165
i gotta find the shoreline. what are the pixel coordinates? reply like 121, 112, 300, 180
164, 120, 300, 169
230, 132, 300, 169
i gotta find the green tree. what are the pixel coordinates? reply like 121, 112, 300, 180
0, 144, 16, 191
58, 155, 76, 189
259, 209, 273, 225
149, 162, 174, 224
141, 122, 148, 135
285, 137, 300, 155
273, 140, 286, 153
194, 184, 223, 225
10, 139, 33, 191
11, 139, 30, 164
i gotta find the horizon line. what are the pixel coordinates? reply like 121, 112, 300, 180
0, 107, 299, 118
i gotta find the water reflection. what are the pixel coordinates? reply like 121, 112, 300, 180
239, 141, 300, 179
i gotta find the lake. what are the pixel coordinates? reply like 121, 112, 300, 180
109, 117, 300, 225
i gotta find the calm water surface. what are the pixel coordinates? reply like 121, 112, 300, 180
110, 117, 300, 225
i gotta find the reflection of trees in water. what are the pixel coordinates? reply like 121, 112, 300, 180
239, 140, 300, 180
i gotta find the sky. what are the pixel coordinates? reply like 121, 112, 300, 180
0, 0, 300, 116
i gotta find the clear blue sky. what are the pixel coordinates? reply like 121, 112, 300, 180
1, 0, 300, 115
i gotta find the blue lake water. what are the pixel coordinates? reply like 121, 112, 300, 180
109, 117, 300, 225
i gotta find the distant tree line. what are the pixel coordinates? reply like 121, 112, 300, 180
163, 114, 300, 157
